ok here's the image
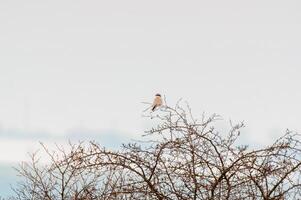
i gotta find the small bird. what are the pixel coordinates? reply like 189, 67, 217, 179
152, 93, 162, 111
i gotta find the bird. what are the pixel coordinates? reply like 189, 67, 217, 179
151, 93, 162, 111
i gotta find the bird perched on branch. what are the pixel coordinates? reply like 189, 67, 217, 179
152, 93, 162, 111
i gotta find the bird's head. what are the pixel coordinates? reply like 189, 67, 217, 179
155, 93, 161, 97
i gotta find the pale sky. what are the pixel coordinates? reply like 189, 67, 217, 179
0, 0, 301, 196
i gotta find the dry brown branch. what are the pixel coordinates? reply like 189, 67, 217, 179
9, 101, 301, 200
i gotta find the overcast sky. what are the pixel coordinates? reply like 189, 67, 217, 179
0, 0, 301, 196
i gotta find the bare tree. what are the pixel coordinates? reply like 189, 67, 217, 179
11, 143, 123, 200
9, 102, 301, 200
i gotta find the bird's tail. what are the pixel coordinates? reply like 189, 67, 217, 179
152, 105, 156, 111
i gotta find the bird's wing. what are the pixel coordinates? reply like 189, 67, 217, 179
152, 97, 158, 106
151, 97, 158, 111
154, 97, 162, 106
